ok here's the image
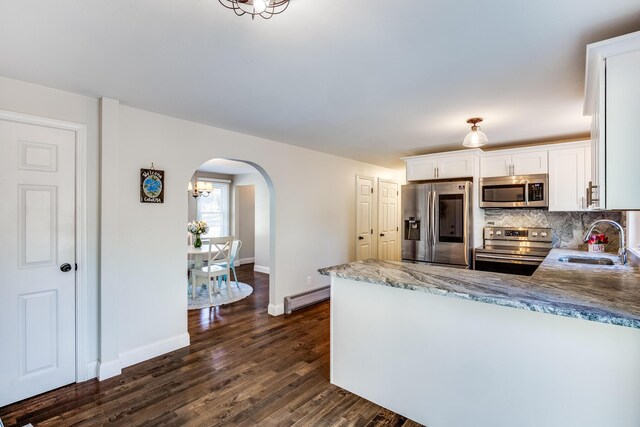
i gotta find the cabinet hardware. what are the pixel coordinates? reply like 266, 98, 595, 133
380, 233, 385, 237
358, 236, 364, 240
586, 181, 600, 207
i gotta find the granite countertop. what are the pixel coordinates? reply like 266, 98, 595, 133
319, 249, 640, 329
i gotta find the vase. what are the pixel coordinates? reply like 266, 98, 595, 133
588, 243, 605, 253
193, 234, 202, 248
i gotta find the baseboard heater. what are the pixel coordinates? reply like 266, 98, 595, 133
284, 286, 330, 314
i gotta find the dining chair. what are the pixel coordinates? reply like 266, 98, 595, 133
211, 240, 243, 289
189, 236, 233, 303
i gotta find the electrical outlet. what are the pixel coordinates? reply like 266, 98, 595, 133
307, 276, 311, 285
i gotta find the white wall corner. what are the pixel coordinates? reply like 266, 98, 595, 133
119, 333, 190, 369
85, 360, 99, 380
99, 97, 122, 374
97, 359, 122, 381
268, 303, 285, 316
254, 265, 270, 274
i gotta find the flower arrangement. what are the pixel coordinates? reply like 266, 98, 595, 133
587, 233, 608, 252
188, 220, 209, 248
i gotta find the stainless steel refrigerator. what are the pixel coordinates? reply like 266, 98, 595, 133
401, 181, 472, 267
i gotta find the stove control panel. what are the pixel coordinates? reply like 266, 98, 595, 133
483, 227, 552, 242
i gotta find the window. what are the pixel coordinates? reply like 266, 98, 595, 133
197, 180, 230, 238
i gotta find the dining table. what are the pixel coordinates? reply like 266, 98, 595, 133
187, 244, 219, 269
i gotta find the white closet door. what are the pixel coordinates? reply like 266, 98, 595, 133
356, 176, 374, 261
378, 180, 399, 261
0, 119, 77, 406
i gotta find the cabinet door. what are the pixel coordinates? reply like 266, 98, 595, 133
512, 150, 548, 175
548, 147, 586, 211
437, 154, 474, 179
480, 154, 511, 177
406, 158, 437, 181
606, 49, 640, 209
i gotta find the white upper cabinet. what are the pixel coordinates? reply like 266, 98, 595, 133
548, 143, 591, 211
405, 157, 437, 181
511, 150, 548, 175
480, 149, 547, 177
404, 151, 478, 181
584, 31, 640, 210
605, 49, 640, 209
438, 155, 475, 179
479, 154, 511, 177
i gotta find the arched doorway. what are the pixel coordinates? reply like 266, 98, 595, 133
185, 158, 276, 313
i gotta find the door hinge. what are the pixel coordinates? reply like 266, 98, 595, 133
396, 226, 399, 231
371, 188, 373, 193
371, 229, 373, 234
75, 263, 78, 271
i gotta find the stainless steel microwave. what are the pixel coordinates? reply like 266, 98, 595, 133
479, 174, 548, 208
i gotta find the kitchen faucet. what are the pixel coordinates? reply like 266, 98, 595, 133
582, 220, 627, 265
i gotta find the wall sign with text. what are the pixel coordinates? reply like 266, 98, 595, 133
140, 167, 164, 203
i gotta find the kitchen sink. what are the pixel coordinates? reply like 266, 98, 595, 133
558, 256, 615, 265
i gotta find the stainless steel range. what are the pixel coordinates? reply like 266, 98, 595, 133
473, 227, 552, 276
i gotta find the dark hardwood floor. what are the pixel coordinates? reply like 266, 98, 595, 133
0, 264, 422, 426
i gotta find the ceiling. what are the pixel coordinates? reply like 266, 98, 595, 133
1, 1, 639, 168
198, 158, 257, 175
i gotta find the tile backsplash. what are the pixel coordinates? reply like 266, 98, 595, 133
483, 209, 624, 252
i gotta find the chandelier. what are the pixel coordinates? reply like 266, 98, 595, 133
188, 176, 213, 198
218, 0, 290, 19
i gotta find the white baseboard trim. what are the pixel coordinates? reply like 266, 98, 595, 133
97, 359, 122, 381
268, 303, 285, 316
254, 265, 270, 274
86, 360, 99, 380
238, 257, 255, 265
119, 332, 190, 369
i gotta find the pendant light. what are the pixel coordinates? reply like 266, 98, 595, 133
463, 118, 488, 148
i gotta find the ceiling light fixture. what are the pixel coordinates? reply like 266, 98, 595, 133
463, 118, 488, 148
218, 0, 290, 19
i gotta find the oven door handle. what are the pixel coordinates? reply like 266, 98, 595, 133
524, 180, 530, 206
475, 254, 544, 263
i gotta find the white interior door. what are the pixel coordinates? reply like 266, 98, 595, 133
355, 176, 374, 261
0, 119, 77, 406
378, 180, 399, 261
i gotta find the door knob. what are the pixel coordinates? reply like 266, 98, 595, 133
60, 263, 72, 272
358, 236, 364, 240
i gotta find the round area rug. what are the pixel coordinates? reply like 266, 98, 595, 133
188, 282, 253, 310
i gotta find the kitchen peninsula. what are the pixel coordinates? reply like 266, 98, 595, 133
320, 251, 640, 427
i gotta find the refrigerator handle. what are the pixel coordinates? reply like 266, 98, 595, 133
430, 190, 436, 247
463, 183, 470, 266
427, 190, 432, 247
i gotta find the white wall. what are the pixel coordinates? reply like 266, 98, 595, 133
106, 103, 403, 368
234, 172, 270, 270
0, 74, 403, 378
0, 76, 100, 371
